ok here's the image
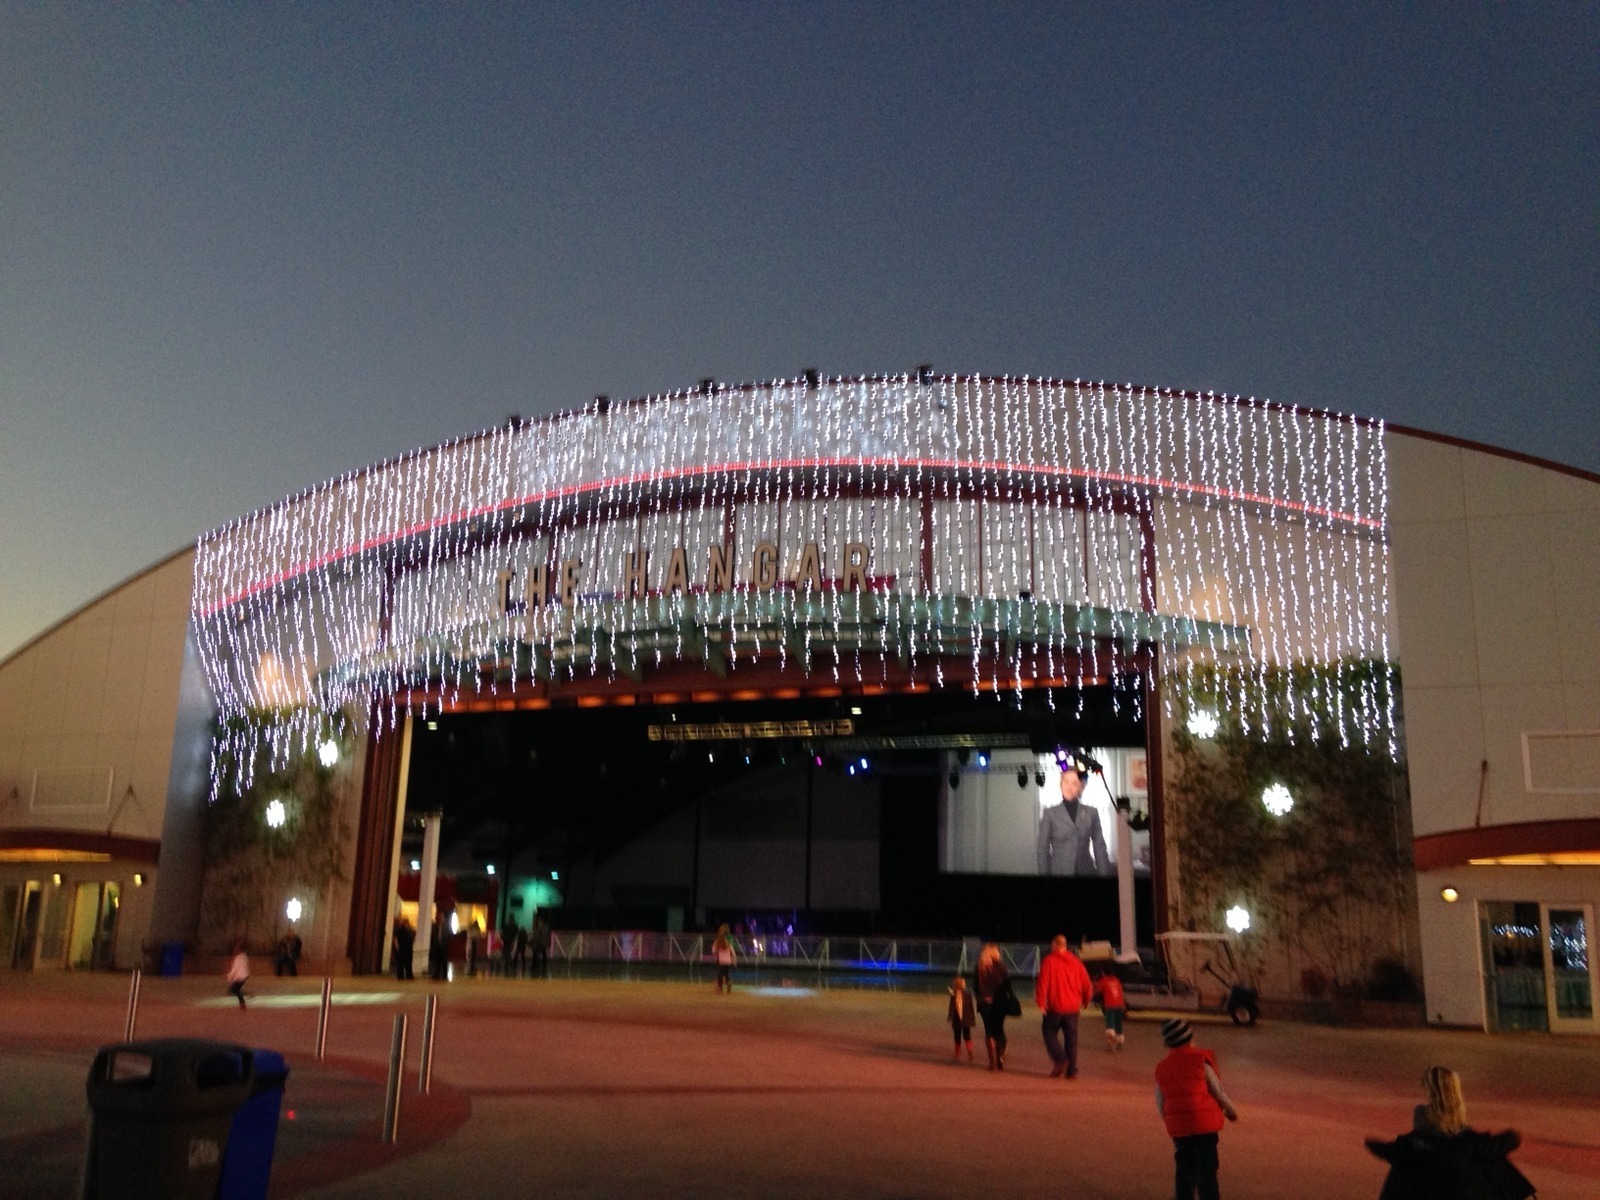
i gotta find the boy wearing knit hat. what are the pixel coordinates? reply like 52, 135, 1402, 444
1154, 1018, 1239, 1200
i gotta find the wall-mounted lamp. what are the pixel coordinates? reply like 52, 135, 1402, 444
132, 873, 144, 887
1440, 887, 1460, 903
52, 873, 62, 886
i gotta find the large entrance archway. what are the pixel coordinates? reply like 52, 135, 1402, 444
348, 654, 1163, 972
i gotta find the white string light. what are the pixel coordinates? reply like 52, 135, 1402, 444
192, 375, 1395, 787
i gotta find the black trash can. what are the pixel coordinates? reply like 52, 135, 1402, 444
82, 1039, 255, 1200
217, 1048, 290, 1200
158, 941, 185, 977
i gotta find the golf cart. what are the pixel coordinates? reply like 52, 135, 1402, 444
1119, 932, 1260, 1026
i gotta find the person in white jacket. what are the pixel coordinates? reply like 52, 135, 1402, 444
226, 942, 250, 1009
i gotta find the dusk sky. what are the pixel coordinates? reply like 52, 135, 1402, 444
2, 5, 1595, 659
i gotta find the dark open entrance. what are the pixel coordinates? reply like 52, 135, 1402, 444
402, 685, 1154, 947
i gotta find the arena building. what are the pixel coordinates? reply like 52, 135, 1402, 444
1, 373, 1595, 1034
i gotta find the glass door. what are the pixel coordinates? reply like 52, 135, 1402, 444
1480, 901, 1547, 1032
12, 882, 43, 970
1544, 904, 1596, 1034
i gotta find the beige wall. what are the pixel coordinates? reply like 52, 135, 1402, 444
1389, 432, 1600, 1027
1388, 434, 1600, 836
0, 550, 193, 843
0, 550, 193, 968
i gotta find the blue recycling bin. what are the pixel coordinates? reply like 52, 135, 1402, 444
158, 941, 185, 976
217, 1048, 290, 1200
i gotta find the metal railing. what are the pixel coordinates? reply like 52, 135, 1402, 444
547, 931, 1045, 979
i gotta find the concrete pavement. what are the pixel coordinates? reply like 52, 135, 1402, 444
0, 968, 1595, 1198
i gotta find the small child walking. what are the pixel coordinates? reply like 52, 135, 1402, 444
1154, 1018, 1238, 1200
947, 976, 976, 1062
711, 924, 736, 993
227, 941, 250, 1009
1093, 968, 1126, 1050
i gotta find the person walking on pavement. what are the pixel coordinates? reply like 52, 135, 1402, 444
1093, 966, 1127, 1050
1364, 1066, 1535, 1200
711, 923, 737, 993
1155, 1018, 1239, 1200
392, 917, 416, 980
947, 975, 977, 1062
1034, 934, 1093, 1080
226, 941, 250, 1009
975, 942, 1018, 1071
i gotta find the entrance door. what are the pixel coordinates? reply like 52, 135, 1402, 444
1480, 901, 1547, 1032
12, 883, 43, 970
1544, 904, 1597, 1034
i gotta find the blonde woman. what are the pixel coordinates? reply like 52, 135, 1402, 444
973, 943, 1016, 1070
1365, 1067, 1534, 1199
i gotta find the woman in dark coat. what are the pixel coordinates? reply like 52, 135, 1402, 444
1364, 1067, 1535, 1200
974, 942, 1016, 1071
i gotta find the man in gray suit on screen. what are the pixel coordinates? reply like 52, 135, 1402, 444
1037, 762, 1111, 877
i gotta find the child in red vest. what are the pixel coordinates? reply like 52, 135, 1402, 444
1154, 1018, 1238, 1200
1092, 968, 1126, 1050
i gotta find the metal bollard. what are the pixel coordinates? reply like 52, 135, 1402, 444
382, 1013, 408, 1144
315, 977, 333, 1059
419, 994, 438, 1094
123, 969, 141, 1041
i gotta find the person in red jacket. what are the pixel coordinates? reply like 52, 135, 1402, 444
1033, 934, 1093, 1079
1154, 1018, 1239, 1200
1092, 966, 1126, 1051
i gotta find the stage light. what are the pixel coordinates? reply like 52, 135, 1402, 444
1017, 768, 1028, 788
1035, 770, 1046, 787
948, 770, 960, 789
1225, 905, 1251, 933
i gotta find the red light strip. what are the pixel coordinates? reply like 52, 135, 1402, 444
197, 455, 1383, 615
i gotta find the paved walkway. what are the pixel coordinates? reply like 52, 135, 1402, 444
1, 970, 1596, 1198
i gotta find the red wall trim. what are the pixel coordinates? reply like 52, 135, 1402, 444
1413, 819, 1600, 871
0, 828, 160, 865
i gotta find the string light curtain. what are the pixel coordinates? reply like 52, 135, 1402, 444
192, 374, 1392, 781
